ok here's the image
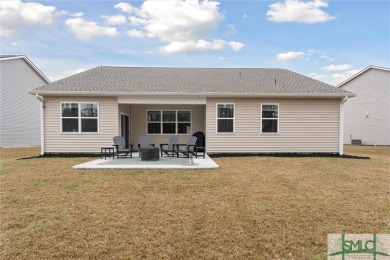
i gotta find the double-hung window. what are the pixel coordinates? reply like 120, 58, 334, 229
217, 104, 234, 133
177, 111, 191, 134
61, 102, 99, 133
261, 104, 278, 133
147, 110, 191, 134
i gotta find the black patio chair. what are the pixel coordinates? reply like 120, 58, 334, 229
176, 136, 197, 158
113, 136, 133, 158
160, 136, 178, 157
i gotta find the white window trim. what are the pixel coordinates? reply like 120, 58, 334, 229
216, 103, 235, 134
146, 110, 192, 135
260, 103, 279, 134
60, 102, 100, 134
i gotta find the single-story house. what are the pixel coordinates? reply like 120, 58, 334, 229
0, 55, 50, 147
29, 66, 354, 155
338, 65, 390, 145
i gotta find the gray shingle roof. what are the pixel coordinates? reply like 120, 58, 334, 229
31, 66, 354, 97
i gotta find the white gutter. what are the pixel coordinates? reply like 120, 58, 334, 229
339, 97, 348, 155
35, 94, 45, 155
28, 90, 356, 98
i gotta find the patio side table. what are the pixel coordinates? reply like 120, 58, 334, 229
140, 147, 160, 161
101, 147, 115, 160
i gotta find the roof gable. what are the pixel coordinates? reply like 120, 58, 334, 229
0, 55, 51, 84
338, 65, 390, 88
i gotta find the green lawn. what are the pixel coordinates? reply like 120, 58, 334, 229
1, 146, 389, 259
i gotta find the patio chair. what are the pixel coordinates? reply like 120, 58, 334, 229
138, 136, 155, 149
160, 136, 179, 157
176, 136, 197, 158
113, 136, 133, 158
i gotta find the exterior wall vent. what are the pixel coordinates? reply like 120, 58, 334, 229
351, 139, 362, 145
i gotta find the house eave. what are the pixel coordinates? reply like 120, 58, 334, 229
28, 90, 355, 98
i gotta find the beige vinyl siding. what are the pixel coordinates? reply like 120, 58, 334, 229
130, 104, 205, 145
44, 96, 118, 153
0, 58, 47, 147
206, 98, 341, 153
341, 68, 390, 145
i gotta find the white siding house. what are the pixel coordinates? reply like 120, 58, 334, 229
0, 55, 50, 147
338, 66, 390, 145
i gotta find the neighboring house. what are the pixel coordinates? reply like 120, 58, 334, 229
29, 66, 354, 155
338, 66, 390, 145
0, 55, 50, 147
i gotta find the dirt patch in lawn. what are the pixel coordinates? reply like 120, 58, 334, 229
1, 146, 389, 259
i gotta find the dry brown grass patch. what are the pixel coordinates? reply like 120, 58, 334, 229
1, 146, 389, 259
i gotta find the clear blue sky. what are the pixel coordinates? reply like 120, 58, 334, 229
1, 0, 389, 85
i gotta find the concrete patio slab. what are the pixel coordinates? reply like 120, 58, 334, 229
72, 153, 219, 170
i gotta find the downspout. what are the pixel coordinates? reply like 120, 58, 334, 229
35, 94, 44, 155
339, 97, 348, 155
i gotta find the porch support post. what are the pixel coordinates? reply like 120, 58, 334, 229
339, 97, 348, 155
36, 94, 45, 155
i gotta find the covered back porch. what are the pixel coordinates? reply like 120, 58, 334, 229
117, 95, 207, 149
